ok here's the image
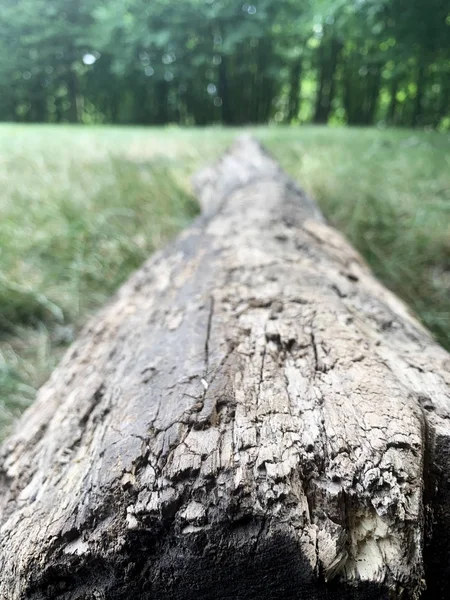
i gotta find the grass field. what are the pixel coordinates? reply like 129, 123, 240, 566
1, 125, 449, 438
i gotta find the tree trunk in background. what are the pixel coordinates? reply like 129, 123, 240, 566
28, 78, 47, 123
155, 80, 169, 124
314, 40, 327, 123
326, 38, 341, 118
344, 58, 381, 126
435, 69, 450, 127
314, 36, 342, 124
66, 68, 79, 123
259, 73, 274, 123
242, 43, 254, 123
0, 90, 15, 122
132, 83, 149, 124
109, 93, 120, 124
287, 58, 302, 123
1, 138, 450, 600
412, 60, 426, 127
365, 66, 382, 125
387, 77, 399, 125
218, 55, 232, 125
343, 61, 354, 124
255, 38, 274, 123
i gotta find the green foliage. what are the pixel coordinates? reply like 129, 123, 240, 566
0, 0, 448, 127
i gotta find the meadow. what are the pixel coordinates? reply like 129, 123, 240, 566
0, 125, 449, 438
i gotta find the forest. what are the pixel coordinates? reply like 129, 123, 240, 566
0, 0, 449, 128
1, 3, 450, 591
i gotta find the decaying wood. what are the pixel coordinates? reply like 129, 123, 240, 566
0, 137, 449, 600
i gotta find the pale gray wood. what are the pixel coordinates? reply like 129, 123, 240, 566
0, 137, 449, 600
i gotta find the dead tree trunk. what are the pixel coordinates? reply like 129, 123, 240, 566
1, 137, 449, 600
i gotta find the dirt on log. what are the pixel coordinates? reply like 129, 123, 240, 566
1, 137, 449, 600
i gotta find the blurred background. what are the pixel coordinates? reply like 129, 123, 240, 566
0, 0, 449, 128
0, 0, 449, 438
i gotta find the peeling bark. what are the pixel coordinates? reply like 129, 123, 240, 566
0, 137, 449, 600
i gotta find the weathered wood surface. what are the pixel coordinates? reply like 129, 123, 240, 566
1, 137, 449, 600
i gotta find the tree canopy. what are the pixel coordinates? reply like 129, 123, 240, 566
0, 0, 448, 127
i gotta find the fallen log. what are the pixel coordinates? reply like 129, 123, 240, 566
1, 137, 449, 600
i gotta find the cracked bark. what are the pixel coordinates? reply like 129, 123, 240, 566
1, 136, 450, 600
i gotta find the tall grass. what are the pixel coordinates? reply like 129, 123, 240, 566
0, 125, 449, 438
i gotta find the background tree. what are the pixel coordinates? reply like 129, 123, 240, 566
0, 0, 448, 128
